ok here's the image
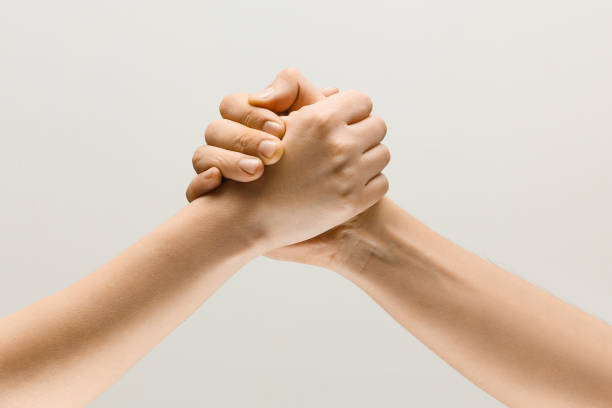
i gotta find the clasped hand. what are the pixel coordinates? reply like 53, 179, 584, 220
187, 68, 391, 258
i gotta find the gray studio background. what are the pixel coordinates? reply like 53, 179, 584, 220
1, 1, 611, 406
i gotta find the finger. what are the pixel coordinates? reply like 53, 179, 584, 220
249, 67, 325, 112
192, 145, 263, 182
186, 167, 222, 202
321, 87, 339, 97
360, 173, 390, 209
205, 119, 284, 164
324, 90, 373, 125
349, 115, 388, 151
219, 92, 285, 137
360, 144, 391, 182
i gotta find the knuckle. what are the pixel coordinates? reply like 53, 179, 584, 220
335, 166, 355, 185
344, 89, 373, 113
362, 95, 374, 113
191, 146, 204, 168
374, 175, 390, 197
185, 185, 194, 202
336, 180, 354, 200
206, 152, 231, 173
234, 131, 252, 151
204, 120, 223, 144
328, 140, 346, 156
329, 149, 350, 171
297, 106, 315, 123
380, 144, 391, 166
309, 109, 334, 128
281, 66, 301, 78
241, 109, 258, 128
218, 93, 239, 117
381, 176, 390, 193
373, 116, 388, 137
332, 166, 358, 199
219, 92, 262, 128
327, 137, 354, 157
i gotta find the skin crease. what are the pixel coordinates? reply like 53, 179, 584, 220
189, 68, 612, 407
0, 85, 390, 407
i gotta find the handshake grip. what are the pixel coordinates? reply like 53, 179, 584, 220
187, 69, 390, 251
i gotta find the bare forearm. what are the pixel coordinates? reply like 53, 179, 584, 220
0, 196, 262, 408
334, 198, 612, 407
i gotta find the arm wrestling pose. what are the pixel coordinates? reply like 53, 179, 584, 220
187, 68, 612, 408
0, 86, 389, 407
0, 67, 610, 408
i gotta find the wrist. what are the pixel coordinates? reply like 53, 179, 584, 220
187, 189, 272, 260
325, 197, 410, 277
330, 198, 466, 301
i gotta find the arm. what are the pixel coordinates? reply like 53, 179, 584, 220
192, 71, 612, 407
0, 195, 262, 408
0, 88, 389, 408
326, 198, 612, 408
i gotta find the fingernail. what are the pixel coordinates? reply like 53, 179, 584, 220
262, 120, 283, 136
255, 87, 274, 100
238, 158, 261, 175
258, 140, 278, 158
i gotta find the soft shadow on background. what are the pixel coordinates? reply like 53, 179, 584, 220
1, 1, 610, 406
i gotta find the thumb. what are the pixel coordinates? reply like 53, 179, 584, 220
249, 67, 325, 113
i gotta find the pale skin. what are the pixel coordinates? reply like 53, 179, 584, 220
188, 68, 612, 407
0, 86, 390, 407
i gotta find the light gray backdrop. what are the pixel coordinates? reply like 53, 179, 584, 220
1, 1, 610, 406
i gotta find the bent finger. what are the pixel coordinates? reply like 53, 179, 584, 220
324, 90, 373, 125
186, 167, 222, 202
192, 145, 264, 182
249, 67, 325, 112
219, 92, 285, 137
360, 173, 390, 209
205, 119, 284, 164
360, 144, 391, 182
349, 115, 388, 151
